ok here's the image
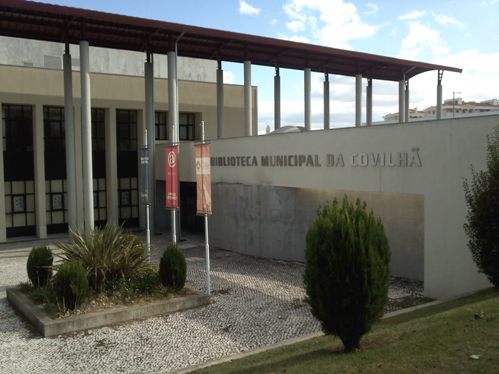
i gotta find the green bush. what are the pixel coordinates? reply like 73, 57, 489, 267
57, 223, 149, 291
304, 196, 390, 352
26, 246, 53, 287
106, 266, 161, 300
159, 244, 186, 292
52, 262, 89, 311
464, 125, 499, 289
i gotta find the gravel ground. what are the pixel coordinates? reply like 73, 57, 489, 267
0, 233, 427, 374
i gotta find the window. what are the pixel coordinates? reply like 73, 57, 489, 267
179, 113, 196, 141
155, 111, 168, 140
44, 106, 65, 151
92, 108, 105, 151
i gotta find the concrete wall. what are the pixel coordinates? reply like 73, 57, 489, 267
0, 36, 217, 81
208, 115, 499, 299
0, 65, 257, 146
212, 184, 424, 280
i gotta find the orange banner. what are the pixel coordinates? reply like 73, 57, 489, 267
195, 143, 212, 215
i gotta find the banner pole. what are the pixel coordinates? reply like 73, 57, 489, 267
201, 121, 211, 295
144, 129, 151, 261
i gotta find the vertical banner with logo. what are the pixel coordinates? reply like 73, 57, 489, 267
165, 145, 179, 209
195, 143, 212, 215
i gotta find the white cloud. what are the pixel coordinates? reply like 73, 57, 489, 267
282, 0, 379, 49
239, 0, 260, 16
399, 21, 449, 59
270, 19, 278, 26
434, 14, 464, 27
398, 10, 426, 21
223, 70, 235, 84
286, 20, 305, 32
365, 2, 379, 15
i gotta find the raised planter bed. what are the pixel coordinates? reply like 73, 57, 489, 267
7, 287, 210, 337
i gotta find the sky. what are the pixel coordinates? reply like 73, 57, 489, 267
39, 0, 499, 132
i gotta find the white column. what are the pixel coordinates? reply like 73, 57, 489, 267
74, 104, 85, 232
274, 67, 281, 130
304, 68, 311, 131
323, 73, 330, 130
405, 79, 410, 123
145, 54, 155, 234
105, 108, 118, 225
80, 40, 94, 236
366, 78, 373, 126
168, 50, 179, 242
437, 70, 443, 120
355, 74, 362, 127
63, 45, 77, 232
0, 101, 6, 242
244, 60, 252, 136
399, 78, 405, 124
33, 104, 47, 238
217, 60, 224, 139
168, 51, 178, 143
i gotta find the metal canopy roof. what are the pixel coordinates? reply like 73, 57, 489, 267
0, 0, 462, 81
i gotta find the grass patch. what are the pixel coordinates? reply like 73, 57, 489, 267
193, 289, 499, 374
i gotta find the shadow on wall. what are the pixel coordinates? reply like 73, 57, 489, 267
210, 183, 424, 281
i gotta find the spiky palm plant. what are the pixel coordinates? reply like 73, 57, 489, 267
57, 224, 149, 291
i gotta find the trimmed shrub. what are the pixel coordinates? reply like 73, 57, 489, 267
464, 125, 499, 289
159, 244, 186, 292
52, 261, 89, 311
57, 223, 149, 291
304, 196, 390, 352
26, 246, 53, 287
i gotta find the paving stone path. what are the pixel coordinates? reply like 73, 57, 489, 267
0, 234, 424, 373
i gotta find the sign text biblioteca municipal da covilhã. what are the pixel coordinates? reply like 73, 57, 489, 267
211, 148, 422, 169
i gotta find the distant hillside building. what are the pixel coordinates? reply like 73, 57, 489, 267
384, 98, 499, 121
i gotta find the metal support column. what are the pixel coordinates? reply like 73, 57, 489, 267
34, 104, 47, 238
366, 78, 373, 126
168, 50, 178, 244
399, 76, 405, 124
80, 40, 94, 236
355, 74, 362, 127
304, 68, 311, 130
274, 67, 281, 130
244, 60, 252, 136
437, 70, 443, 120
144, 52, 155, 235
63, 43, 77, 232
324, 73, 330, 130
405, 79, 410, 123
217, 60, 224, 139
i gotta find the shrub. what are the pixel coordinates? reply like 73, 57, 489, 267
159, 244, 186, 292
464, 125, 499, 289
106, 266, 161, 300
26, 246, 53, 287
304, 196, 390, 352
57, 223, 149, 291
52, 262, 89, 311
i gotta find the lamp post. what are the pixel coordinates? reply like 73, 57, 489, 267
453, 91, 461, 118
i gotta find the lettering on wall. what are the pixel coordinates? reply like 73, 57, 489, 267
211, 148, 422, 169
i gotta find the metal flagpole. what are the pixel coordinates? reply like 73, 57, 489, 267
141, 129, 151, 261
201, 121, 211, 295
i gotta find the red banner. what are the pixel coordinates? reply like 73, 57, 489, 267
165, 145, 179, 209
195, 143, 212, 215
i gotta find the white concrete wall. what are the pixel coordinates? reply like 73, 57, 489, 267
0, 36, 217, 82
208, 115, 499, 299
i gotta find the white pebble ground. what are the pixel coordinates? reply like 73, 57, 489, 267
0, 234, 424, 373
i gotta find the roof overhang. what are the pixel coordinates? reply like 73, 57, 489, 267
0, 0, 462, 81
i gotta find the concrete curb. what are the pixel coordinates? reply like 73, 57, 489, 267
7, 287, 210, 337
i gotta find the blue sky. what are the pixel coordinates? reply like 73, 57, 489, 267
41, 0, 499, 130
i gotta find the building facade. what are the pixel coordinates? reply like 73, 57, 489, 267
0, 53, 257, 240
